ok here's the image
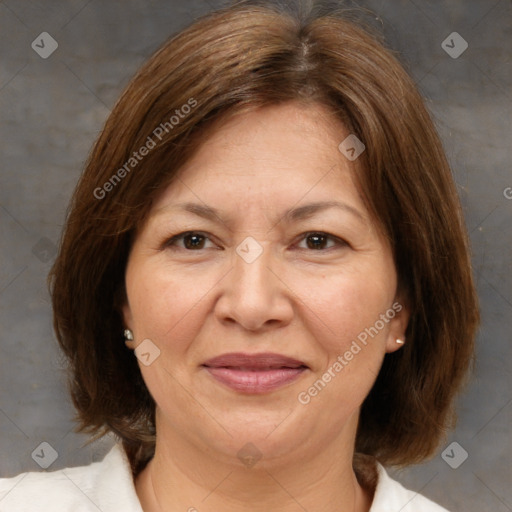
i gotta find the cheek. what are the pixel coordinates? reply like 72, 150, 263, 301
293, 269, 395, 416
125, 260, 211, 402
298, 268, 394, 354
125, 258, 220, 347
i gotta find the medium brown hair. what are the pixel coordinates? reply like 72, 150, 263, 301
50, 0, 479, 475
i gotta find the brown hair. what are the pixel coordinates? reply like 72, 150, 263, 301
49, 0, 479, 475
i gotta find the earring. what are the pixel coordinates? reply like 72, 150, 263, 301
124, 329, 134, 341
396, 338, 405, 345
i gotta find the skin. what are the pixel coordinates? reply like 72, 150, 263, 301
122, 101, 409, 512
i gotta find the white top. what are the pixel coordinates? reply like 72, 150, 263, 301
0, 443, 449, 511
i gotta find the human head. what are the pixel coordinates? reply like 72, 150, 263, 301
50, 0, 479, 474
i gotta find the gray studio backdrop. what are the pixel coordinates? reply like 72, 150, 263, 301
0, 1, 511, 511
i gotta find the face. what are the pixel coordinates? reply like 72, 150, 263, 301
123, 102, 409, 466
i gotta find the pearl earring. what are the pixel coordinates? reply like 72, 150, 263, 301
396, 338, 405, 345
124, 329, 134, 341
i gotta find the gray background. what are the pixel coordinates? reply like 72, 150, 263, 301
0, 0, 511, 511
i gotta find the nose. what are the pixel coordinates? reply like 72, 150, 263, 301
214, 241, 294, 332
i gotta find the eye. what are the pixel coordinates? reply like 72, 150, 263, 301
295, 232, 348, 251
163, 231, 218, 250
162, 231, 348, 252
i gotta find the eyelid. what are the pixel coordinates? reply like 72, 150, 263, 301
161, 230, 220, 250
162, 230, 349, 251
292, 231, 349, 251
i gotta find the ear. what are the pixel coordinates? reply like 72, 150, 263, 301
115, 281, 136, 349
121, 301, 136, 350
384, 297, 410, 354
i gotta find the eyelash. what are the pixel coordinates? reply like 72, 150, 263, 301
162, 231, 348, 252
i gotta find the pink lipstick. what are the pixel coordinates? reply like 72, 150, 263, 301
202, 352, 308, 394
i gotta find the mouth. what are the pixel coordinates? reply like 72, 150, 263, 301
201, 352, 309, 394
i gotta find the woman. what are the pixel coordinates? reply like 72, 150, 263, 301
0, 1, 479, 510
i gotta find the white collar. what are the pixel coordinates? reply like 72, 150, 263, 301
0, 442, 449, 511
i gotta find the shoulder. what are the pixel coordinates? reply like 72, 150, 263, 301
0, 443, 143, 512
370, 462, 450, 512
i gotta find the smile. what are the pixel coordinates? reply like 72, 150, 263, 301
202, 352, 309, 393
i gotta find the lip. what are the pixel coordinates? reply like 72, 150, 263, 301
202, 352, 309, 394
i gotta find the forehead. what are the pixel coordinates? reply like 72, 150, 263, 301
151, 102, 366, 217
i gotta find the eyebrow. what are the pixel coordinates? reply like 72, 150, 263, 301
160, 200, 367, 226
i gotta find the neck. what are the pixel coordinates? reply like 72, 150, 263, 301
135, 414, 374, 512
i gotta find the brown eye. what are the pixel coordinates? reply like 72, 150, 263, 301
306, 233, 329, 250
296, 232, 347, 251
164, 231, 215, 250
183, 233, 206, 249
